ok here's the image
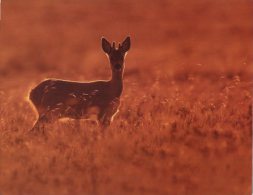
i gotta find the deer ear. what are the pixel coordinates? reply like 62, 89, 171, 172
120, 36, 131, 53
102, 37, 111, 54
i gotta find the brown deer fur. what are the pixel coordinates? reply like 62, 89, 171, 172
29, 36, 130, 131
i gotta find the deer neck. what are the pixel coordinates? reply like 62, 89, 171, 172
110, 71, 123, 97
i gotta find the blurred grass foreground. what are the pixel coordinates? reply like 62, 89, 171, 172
0, 0, 252, 195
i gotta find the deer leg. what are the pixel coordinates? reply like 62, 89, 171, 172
98, 107, 118, 128
29, 114, 52, 134
98, 110, 109, 128
98, 99, 120, 129
99, 115, 111, 128
30, 119, 45, 134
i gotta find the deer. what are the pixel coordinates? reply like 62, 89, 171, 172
29, 36, 131, 132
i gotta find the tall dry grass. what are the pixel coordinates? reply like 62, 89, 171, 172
0, 0, 252, 195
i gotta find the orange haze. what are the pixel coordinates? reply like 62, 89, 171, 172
0, 0, 252, 195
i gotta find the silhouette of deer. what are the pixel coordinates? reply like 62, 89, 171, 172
29, 36, 130, 131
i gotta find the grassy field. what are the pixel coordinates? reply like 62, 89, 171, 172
0, 0, 252, 195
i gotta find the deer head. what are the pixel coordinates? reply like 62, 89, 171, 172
101, 36, 131, 74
